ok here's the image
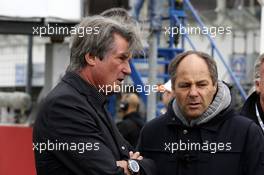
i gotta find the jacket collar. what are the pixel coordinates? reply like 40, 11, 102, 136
241, 91, 264, 123
241, 91, 258, 122
62, 71, 107, 107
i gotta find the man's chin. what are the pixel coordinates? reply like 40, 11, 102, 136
185, 111, 203, 120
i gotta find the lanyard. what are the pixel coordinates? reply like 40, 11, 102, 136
255, 103, 264, 132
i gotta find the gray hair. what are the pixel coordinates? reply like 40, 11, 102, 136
100, 8, 133, 23
254, 53, 264, 81
101, 8, 144, 57
67, 15, 143, 72
168, 50, 218, 90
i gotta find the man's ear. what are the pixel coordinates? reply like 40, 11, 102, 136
84, 53, 96, 66
255, 80, 260, 93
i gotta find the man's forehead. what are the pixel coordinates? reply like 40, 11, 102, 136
176, 68, 211, 79
109, 34, 131, 55
175, 72, 213, 84
177, 56, 209, 71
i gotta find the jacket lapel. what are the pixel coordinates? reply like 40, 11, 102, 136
87, 96, 129, 160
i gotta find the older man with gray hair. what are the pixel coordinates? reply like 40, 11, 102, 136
33, 14, 156, 175
241, 53, 264, 133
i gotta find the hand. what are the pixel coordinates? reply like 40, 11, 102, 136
129, 151, 143, 160
116, 160, 131, 175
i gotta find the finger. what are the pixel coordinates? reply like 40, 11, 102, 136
137, 156, 143, 160
116, 160, 121, 167
130, 152, 140, 159
129, 151, 133, 158
134, 151, 140, 157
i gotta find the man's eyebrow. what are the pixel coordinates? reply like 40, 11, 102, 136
196, 80, 209, 84
118, 52, 132, 58
178, 81, 190, 84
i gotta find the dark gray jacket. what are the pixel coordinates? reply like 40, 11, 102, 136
33, 72, 156, 175
138, 101, 264, 175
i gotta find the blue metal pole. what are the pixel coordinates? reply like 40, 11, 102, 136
172, 15, 196, 50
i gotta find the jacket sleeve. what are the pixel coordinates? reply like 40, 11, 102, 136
40, 95, 125, 175
138, 158, 157, 175
136, 126, 157, 175
243, 122, 264, 175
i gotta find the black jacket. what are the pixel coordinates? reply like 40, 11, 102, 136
117, 112, 145, 147
241, 91, 264, 129
33, 72, 156, 175
137, 101, 264, 175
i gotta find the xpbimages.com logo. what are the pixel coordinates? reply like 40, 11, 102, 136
164, 140, 232, 154
33, 140, 100, 154
32, 24, 100, 37
164, 24, 232, 38
98, 83, 164, 95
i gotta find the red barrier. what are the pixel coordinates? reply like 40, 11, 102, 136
0, 125, 36, 175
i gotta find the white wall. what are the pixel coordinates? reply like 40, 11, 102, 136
0, 35, 47, 87
0, 0, 81, 20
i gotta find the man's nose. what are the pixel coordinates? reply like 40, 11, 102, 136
189, 86, 199, 97
123, 61, 131, 75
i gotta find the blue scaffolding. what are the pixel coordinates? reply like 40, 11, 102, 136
108, 0, 247, 118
